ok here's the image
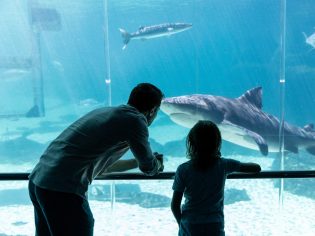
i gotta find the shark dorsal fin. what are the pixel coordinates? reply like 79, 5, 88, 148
238, 87, 263, 109
303, 123, 314, 132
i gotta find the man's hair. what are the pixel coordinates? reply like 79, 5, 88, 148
128, 83, 164, 112
186, 120, 222, 171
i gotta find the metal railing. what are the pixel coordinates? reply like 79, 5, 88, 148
1, 170, 315, 181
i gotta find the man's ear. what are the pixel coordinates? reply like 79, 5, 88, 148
149, 108, 155, 116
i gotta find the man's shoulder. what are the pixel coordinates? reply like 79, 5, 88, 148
113, 105, 148, 130
219, 157, 241, 172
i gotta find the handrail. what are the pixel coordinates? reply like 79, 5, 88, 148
1, 170, 315, 181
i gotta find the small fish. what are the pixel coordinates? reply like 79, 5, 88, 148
1, 69, 31, 80
52, 60, 64, 72
303, 31, 315, 51
79, 98, 101, 107
119, 22, 192, 50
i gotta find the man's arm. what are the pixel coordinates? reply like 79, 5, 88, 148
126, 115, 164, 176
171, 190, 183, 225
102, 159, 139, 173
239, 162, 261, 172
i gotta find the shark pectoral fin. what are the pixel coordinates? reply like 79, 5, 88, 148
245, 130, 268, 156
306, 146, 315, 155
220, 121, 268, 155
284, 144, 298, 154
119, 28, 131, 50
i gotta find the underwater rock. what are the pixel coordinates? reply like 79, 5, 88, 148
89, 183, 141, 200
149, 137, 186, 158
0, 136, 44, 163
135, 192, 171, 208
224, 188, 250, 205
163, 138, 186, 157
12, 221, 27, 226
89, 183, 171, 208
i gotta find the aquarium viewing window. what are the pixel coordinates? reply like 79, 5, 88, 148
1, 0, 315, 235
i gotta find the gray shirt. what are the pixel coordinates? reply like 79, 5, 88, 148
172, 158, 240, 223
29, 105, 160, 198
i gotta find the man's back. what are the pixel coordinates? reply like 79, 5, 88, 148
29, 105, 148, 197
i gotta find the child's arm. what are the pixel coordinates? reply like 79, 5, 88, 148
239, 162, 261, 172
171, 190, 183, 225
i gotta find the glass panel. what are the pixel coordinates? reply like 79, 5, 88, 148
283, 1, 315, 171
0, 0, 285, 170
1, 0, 315, 235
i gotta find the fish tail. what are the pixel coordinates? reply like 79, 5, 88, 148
119, 28, 131, 50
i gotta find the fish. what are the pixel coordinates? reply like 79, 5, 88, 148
1, 69, 31, 81
160, 87, 315, 156
303, 31, 315, 50
119, 22, 192, 50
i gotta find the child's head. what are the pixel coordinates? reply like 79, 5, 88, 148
186, 120, 222, 170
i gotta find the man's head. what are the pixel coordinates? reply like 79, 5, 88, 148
128, 83, 164, 126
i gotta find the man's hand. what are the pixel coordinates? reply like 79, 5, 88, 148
153, 152, 164, 172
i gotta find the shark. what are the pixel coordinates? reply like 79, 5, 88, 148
160, 87, 315, 156
119, 23, 192, 50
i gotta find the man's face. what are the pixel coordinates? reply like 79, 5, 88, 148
146, 106, 159, 126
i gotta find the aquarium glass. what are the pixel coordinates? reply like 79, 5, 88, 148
0, 0, 315, 235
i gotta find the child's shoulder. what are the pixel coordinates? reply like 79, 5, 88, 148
177, 160, 192, 170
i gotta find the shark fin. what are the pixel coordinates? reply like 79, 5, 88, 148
25, 105, 40, 117
303, 123, 314, 132
238, 87, 263, 109
284, 144, 299, 154
221, 121, 268, 156
306, 146, 315, 156
245, 129, 268, 156
119, 28, 131, 50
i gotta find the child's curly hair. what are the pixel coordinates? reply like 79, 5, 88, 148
186, 120, 222, 170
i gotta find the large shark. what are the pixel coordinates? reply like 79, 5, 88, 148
160, 87, 315, 156
119, 23, 192, 50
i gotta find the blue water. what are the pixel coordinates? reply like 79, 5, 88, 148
1, 2, 315, 235
1, 0, 315, 167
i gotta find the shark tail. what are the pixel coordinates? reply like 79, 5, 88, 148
306, 146, 315, 156
119, 28, 131, 50
302, 32, 307, 40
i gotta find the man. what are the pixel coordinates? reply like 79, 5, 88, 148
28, 83, 164, 236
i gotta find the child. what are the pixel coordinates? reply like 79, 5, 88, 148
171, 120, 261, 236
